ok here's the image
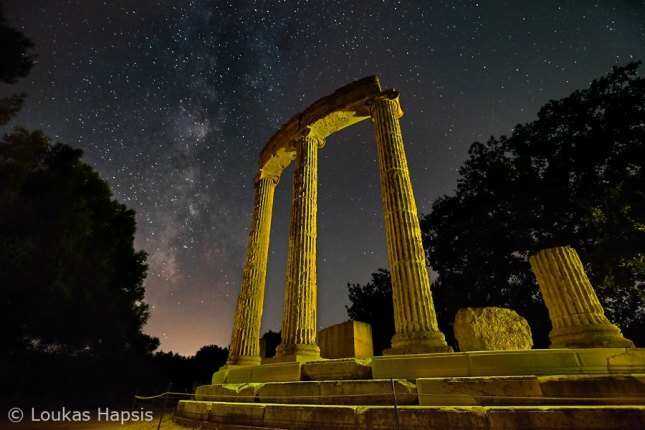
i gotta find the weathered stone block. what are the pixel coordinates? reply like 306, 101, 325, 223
373, 348, 645, 380
302, 357, 372, 380
454, 307, 533, 352
417, 375, 542, 406
223, 361, 301, 383
318, 320, 374, 359
468, 349, 581, 376
256, 379, 417, 405
372, 351, 470, 380
418, 374, 645, 406
195, 383, 260, 402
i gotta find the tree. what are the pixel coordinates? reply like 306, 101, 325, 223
192, 345, 228, 386
0, 128, 157, 355
424, 62, 644, 347
346, 269, 394, 355
0, 6, 35, 124
260, 330, 281, 358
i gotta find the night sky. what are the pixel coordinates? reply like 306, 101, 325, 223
2, 0, 644, 355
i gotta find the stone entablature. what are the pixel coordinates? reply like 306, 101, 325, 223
258, 77, 384, 180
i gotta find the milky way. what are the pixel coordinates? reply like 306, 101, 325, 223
2, 0, 644, 355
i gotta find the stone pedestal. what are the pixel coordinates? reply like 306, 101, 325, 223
275, 132, 323, 362
529, 246, 634, 349
227, 175, 279, 365
370, 92, 450, 354
318, 320, 374, 359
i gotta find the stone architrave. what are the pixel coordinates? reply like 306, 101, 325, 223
529, 246, 634, 348
370, 92, 450, 354
454, 307, 533, 352
275, 131, 324, 362
227, 174, 279, 366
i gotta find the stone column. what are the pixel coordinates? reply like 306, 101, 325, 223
529, 246, 634, 348
275, 132, 323, 362
370, 92, 450, 354
227, 173, 279, 366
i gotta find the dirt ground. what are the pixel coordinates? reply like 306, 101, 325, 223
0, 414, 188, 430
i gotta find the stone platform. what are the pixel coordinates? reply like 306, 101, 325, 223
176, 349, 645, 428
213, 348, 644, 384
194, 374, 645, 407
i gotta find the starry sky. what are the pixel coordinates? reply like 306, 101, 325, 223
2, 0, 644, 355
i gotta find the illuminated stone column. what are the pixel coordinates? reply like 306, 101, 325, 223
227, 173, 279, 366
370, 92, 450, 354
275, 131, 323, 362
529, 246, 634, 348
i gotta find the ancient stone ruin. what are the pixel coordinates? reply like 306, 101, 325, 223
226, 76, 449, 367
318, 320, 374, 359
529, 246, 634, 348
174, 78, 644, 430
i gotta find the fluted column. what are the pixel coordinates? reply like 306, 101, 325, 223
275, 131, 323, 362
227, 174, 279, 365
529, 246, 634, 348
370, 92, 450, 354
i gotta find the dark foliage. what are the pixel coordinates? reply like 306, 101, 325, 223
1, 129, 155, 355
346, 269, 394, 355
260, 330, 281, 358
3, 345, 229, 408
425, 62, 644, 347
0, 93, 25, 126
0, 6, 34, 124
192, 344, 229, 386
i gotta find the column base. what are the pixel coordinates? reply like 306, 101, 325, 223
274, 343, 321, 363
227, 355, 262, 366
385, 331, 452, 355
550, 323, 635, 349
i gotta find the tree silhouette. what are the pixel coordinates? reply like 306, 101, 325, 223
260, 330, 281, 358
425, 62, 644, 347
1, 128, 156, 355
0, 6, 35, 124
192, 344, 228, 386
346, 269, 394, 355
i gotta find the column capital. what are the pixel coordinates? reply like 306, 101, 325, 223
255, 170, 280, 185
368, 89, 404, 119
295, 127, 326, 149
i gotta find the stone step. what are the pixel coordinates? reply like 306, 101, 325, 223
176, 400, 645, 430
216, 358, 372, 384
196, 379, 417, 405
418, 374, 645, 406
196, 374, 645, 407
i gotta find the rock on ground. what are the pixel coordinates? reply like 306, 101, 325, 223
454, 307, 533, 351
